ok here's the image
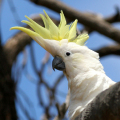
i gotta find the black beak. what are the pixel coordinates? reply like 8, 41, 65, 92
52, 56, 65, 71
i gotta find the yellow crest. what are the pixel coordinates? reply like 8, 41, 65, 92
10, 10, 89, 46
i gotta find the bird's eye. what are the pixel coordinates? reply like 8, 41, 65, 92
66, 52, 71, 56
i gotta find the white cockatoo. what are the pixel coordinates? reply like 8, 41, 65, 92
10, 10, 115, 120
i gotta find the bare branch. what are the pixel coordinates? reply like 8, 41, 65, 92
7, 0, 22, 25
81, 7, 120, 33
95, 45, 120, 58
17, 88, 37, 119
16, 96, 33, 120
30, 43, 38, 74
53, 73, 64, 90
30, 0, 120, 43
3, 16, 59, 66
105, 6, 120, 23
54, 90, 70, 120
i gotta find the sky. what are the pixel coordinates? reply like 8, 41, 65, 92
1, 0, 120, 119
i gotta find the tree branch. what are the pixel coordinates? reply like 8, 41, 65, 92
81, 7, 120, 33
54, 90, 70, 120
95, 45, 120, 58
3, 16, 59, 66
30, 0, 120, 43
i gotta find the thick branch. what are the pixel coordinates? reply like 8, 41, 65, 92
4, 7, 120, 66
104, 6, 120, 23
81, 7, 120, 33
3, 16, 58, 66
95, 45, 120, 57
0, 47, 17, 120
31, 0, 120, 43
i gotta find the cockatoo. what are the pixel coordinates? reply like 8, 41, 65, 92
10, 10, 115, 120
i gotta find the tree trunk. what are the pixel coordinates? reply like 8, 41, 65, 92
0, 46, 17, 120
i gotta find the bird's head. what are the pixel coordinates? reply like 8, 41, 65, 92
10, 10, 100, 78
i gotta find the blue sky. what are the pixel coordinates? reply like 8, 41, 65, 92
2, 0, 120, 119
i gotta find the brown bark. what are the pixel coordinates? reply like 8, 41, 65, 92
30, 0, 120, 44
3, 16, 58, 66
2, 4, 120, 119
0, 17, 58, 119
0, 46, 17, 120
96, 45, 120, 57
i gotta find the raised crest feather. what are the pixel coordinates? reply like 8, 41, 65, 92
10, 10, 89, 45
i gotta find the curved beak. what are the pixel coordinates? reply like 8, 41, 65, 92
52, 56, 65, 71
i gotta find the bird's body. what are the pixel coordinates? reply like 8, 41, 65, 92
53, 39, 115, 119
10, 10, 115, 120
69, 73, 115, 119
65, 50, 115, 119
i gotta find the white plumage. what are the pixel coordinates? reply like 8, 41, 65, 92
10, 11, 115, 120
53, 39, 115, 119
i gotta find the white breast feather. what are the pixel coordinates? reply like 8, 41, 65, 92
64, 46, 115, 120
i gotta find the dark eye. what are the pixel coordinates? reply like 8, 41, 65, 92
66, 52, 71, 56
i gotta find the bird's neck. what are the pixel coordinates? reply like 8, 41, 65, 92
65, 68, 115, 120
67, 69, 104, 100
